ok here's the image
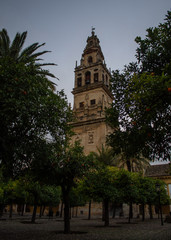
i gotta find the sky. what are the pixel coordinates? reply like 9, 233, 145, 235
1, 0, 170, 106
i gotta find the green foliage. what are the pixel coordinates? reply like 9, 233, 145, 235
38, 185, 61, 207
106, 11, 171, 161
49, 141, 94, 189
81, 166, 121, 202
0, 30, 73, 180
154, 180, 170, 205
80, 164, 169, 207
135, 11, 171, 75
69, 187, 86, 207
0, 176, 62, 208
125, 72, 170, 160
116, 169, 140, 204
0, 28, 57, 80
91, 145, 116, 167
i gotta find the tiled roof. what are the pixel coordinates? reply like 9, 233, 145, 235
145, 163, 170, 177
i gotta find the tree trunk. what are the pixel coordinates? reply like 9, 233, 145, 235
39, 205, 42, 218
142, 203, 145, 221
70, 207, 72, 219
21, 204, 25, 216
128, 203, 133, 223
72, 207, 76, 218
0, 204, 4, 217
9, 202, 13, 218
104, 199, 109, 227
42, 205, 46, 216
112, 204, 116, 219
48, 206, 53, 219
76, 206, 78, 217
62, 187, 70, 234
31, 204, 37, 223
88, 200, 91, 220
60, 201, 63, 218
102, 200, 105, 221
149, 204, 153, 219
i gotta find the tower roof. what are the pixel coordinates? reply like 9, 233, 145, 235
82, 29, 104, 60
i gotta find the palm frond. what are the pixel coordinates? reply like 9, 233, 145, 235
18, 31, 27, 50
10, 31, 27, 59
27, 50, 51, 61
35, 62, 57, 66
113, 151, 150, 172
92, 145, 116, 166
0, 29, 57, 79
0, 28, 10, 56
18, 43, 45, 61
34, 69, 58, 79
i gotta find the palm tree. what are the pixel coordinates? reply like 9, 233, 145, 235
92, 144, 116, 167
113, 152, 150, 173
0, 28, 57, 86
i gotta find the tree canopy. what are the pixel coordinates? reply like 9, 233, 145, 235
106, 11, 171, 161
0, 29, 73, 180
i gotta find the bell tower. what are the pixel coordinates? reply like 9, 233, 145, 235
71, 29, 113, 154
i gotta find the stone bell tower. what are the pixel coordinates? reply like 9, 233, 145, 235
71, 29, 113, 155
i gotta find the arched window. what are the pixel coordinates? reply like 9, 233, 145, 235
90, 99, 96, 105
79, 102, 84, 108
94, 73, 98, 82
85, 71, 91, 84
88, 56, 93, 64
77, 77, 82, 87
106, 75, 108, 87
102, 74, 104, 83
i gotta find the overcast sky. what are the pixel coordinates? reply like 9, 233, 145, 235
1, 0, 170, 105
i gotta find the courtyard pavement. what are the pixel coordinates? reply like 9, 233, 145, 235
0, 214, 171, 240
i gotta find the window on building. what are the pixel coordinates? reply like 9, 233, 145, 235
77, 77, 82, 87
106, 75, 108, 87
79, 102, 84, 108
85, 71, 91, 84
90, 99, 96, 105
94, 73, 98, 82
88, 56, 93, 64
102, 74, 104, 83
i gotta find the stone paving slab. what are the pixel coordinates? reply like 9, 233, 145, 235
0, 215, 171, 240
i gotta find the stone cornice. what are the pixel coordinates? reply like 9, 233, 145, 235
69, 117, 106, 128
72, 82, 113, 99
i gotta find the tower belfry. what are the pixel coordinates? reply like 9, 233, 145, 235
71, 31, 113, 154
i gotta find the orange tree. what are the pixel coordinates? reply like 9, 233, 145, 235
42, 141, 95, 234
136, 176, 170, 221
0, 29, 73, 180
80, 166, 121, 227
106, 11, 171, 161
116, 169, 140, 223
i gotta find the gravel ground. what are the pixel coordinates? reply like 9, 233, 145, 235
0, 215, 171, 240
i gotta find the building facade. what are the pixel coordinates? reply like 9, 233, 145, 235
145, 163, 171, 215
71, 29, 113, 154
